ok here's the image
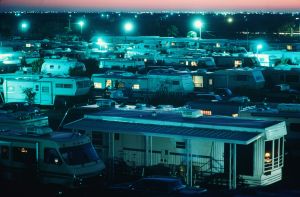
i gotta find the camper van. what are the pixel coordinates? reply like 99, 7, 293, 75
3, 76, 92, 106
0, 127, 105, 188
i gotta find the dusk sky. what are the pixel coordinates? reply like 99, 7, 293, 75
1, 0, 300, 11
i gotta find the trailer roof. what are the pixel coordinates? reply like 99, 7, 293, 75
64, 118, 262, 145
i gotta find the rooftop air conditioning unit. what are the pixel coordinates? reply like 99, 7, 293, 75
181, 109, 203, 118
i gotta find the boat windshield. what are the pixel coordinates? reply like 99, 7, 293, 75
59, 143, 99, 165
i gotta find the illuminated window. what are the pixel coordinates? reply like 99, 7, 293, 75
94, 82, 102, 89
132, 84, 140, 89
186, 61, 189, 66
209, 79, 213, 85
264, 138, 284, 173
287, 45, 293, 51
193, 76, 203, 88
191, 61, 197, 67
144, 58, 147, 62
201, 110, 212, 116
13, 147, 36, 163
106, 79, 112, 88
44, 148, 62, 165
216, 43, 221, 48
234, 60, 242, 68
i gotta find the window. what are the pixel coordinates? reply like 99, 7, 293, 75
35, 85, 39, 91
44, 148, 62, 165
106, 79, 112, 88
132, 84, 140, 90
13, 147, 36, 163
92, 132, 103, 146
64, 84, 73, 88
114, 133, 120, 141
49, 65, 54, 69
172, 81, 180, 85
234, 60, 242, 68
264, 137, 284, 173
94, 82, 102, 89
193, 76, 203, 88
1, 146, 9, 160
176, 142, 186, 149
56, 84, 63, 88
236, 75, 248, 81
286, 75, 299, 83
209, 79, 213, 85
42, 86, 49, 93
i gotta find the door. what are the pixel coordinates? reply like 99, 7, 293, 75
40, 82, 53, 105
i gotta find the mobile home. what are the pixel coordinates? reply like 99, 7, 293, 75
3, 76, 92, 106
64, 107, 287, 189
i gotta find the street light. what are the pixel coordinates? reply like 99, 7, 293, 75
227, 17, 233, 23
194, 20, 203, 40
123, 22, 134, 43
256, 44, 263, 54
124, 22, 133, 32
78, 20, 85, 34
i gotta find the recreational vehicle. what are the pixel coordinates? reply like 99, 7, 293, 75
192, 68, 265, 91
64, 107, 287, 189
2, 76, 92, 106
41, 58, 86, 76
0, 127, 105, 188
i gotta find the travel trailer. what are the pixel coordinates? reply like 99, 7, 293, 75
64, 106, 287, 189
2, 76, 92, 106
99, 59, 145, 70
41, 58, 86, 76
92, 69, 194, 97
191, 68, 265, 91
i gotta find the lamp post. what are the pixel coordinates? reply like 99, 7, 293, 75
19, 21, 29, 38
256, 44, 263, 54
78, 20, 85, 34
194, 20, 203, 40
124, 22, 133, 42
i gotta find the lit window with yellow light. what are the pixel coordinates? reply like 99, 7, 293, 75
132, 84, 140, 90
94, 82, 102, 89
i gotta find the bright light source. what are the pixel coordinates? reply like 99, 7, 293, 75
227, 17, 233, 23
194, 20, 203, 29
78, 20, 84, 27
21, 22, 28, 29
194, 20, 203, 40
124, 22, 133, 32
257, 44, 263, 50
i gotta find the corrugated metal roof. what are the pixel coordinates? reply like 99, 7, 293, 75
64, 118, 263, 145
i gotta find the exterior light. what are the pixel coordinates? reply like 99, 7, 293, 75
124, 22, 133, 32
194, 20, 203, 40
256, 44, 263, 54
227, 17, 233, 23
264, 152, 272, 163
78, 20, 85, 34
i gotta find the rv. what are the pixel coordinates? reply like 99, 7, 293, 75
191, 68, 265, 91
41, 58, 86, 76
3, 76, 92, 106
92, 69, 194, 98
64, 107, 287, 189
0, 127, 105, 188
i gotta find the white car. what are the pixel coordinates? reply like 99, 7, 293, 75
228, 96, 251, 103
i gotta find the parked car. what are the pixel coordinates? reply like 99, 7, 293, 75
109, 176, 207, 197
192, 93, 222, 103
228, 96, 251, 104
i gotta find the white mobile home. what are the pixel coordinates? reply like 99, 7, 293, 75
192, 68, 265, 91
64, 107, 287, 189
3, 76, 92, 106
41, 59, 86, 76
99, 59, 145, 70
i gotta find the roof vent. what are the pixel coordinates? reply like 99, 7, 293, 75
96, 98, 116, 108
181, 109, 203, 118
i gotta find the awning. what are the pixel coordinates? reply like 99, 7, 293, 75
64, 118, 263, 145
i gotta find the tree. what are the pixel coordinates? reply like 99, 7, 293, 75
31, 58, 44, 73
167, 25, 179, 37
68, 66, 86, 76
187, 31, 197, 38
23, 88, 36, 104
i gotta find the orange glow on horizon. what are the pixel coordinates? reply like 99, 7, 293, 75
1, 0, 300, 11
